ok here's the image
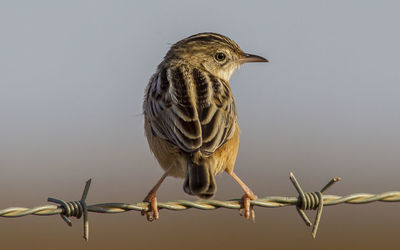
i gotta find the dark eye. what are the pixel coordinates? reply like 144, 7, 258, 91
214, 52, 226, 61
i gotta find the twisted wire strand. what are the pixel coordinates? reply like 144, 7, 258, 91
1, 191, 400, 217
2, 174, 400, 240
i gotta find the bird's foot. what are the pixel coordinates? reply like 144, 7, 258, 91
239, 191, 257, 222
141, 194, 159, 222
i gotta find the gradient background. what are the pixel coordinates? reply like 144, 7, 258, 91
1, 1, 400, 249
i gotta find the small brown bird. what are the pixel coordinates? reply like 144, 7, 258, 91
143, 32, 268, 221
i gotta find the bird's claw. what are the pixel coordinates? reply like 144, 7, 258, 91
240, 192, 257, 222
142, 195, 159, 222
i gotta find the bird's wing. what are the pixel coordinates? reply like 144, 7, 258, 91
144, 66, 237, 155
193, 68, 237, 155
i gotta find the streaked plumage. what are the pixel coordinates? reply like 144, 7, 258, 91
142, 32, 268, 221
145, 65, 237, 159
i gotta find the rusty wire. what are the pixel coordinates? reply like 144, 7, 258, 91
1, 172, 400, 241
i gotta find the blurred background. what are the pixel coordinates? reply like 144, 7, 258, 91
1, 0, 399, 249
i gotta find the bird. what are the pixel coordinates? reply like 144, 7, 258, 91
142, 32, 268, 221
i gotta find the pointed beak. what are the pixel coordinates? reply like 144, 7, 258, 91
239, 53, 269, 64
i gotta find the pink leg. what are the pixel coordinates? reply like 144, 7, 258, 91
228, 172, 258, 221
142, 167, 171, 221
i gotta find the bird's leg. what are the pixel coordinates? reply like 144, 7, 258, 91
142, 167, 171, 221
228, 171, 258, 221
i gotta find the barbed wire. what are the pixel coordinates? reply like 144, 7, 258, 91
1, 172, 400, 240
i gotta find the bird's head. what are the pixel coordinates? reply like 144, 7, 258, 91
163, 32, 268, 82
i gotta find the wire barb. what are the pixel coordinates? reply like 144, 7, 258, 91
47, 179, 91, 241
289, 172, 340, 238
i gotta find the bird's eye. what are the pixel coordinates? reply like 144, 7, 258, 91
214, 52, 226, 61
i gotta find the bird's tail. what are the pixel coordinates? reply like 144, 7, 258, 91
183, 159, 216, 199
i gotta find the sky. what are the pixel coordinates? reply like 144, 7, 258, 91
1, 1, 399, 249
